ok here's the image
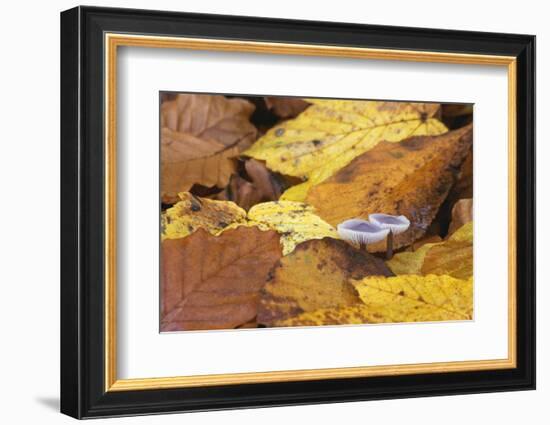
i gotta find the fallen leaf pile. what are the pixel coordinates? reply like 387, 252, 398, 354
159, 93, 475, 331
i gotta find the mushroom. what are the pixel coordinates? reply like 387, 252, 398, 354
337, 219, 390, 251
369, 213, 411, 259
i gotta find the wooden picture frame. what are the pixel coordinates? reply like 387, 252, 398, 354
60, 5, 535, 419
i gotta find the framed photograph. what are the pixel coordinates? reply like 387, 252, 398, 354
60, 6, 535, 419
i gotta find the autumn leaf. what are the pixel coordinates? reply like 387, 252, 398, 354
161, 227, 282, 331
164, 194, 338, 255
307, 124, 473, 251
264, 96, 310, 118
386, 221, 473, 278
162, 192, 247, 240
448, 198, 473, 235
246, 201, 339, 255
448, 221, 473, 242
257, 238, 392, 326
214, 159, 284, 210
274, 304, 395, 327
351, 274, 473, 322
244, 100, 447, 202
161, 94, 257, 203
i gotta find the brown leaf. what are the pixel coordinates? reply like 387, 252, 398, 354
161, 94, 257, 203
214, 159, 283, 210
161, 227, 282, 331
448, 198, 473, 235
264, 96, 310, 118
257, 238, 392, 326
306, 124, 473, 251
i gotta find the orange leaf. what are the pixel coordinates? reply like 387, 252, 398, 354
306, 124, 473, 251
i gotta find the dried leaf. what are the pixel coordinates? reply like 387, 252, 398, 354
421, 241, 472, 280
247, 201, 339, 255
161, 94, 257, 203
161, 227, 282, 331
244, 100, 447, 202
264, 96, 310, 118
274, 304, 395, 327
386, 221, 473, 278
448, 221, 473, 243
351, 274, 473, 322
162, 192, 247, 240
214, 160, 283, 210
448, 198, 473, 235
258, 238, 392, 326
385, 243, 437, 275
307, 124, 473, 251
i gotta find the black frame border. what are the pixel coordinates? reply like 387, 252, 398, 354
60, 6, 535, 419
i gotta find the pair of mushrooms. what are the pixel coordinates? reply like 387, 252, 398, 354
337, 214, 410, 259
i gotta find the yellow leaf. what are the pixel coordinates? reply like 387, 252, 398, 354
307, 125, 473, 251
244, 100, 447, 202
448, 221, 473, 243
247, 201, 339, 255
385, 243, 437, 275
161, 192, 247, 240
258, 238, 392, 326
273, 304, 394, 327
386, 221, 474, 278
351, 274, 473, 322
162, 195, 338, 255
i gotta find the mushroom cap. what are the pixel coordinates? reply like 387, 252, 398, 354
369, 213, 410, 235
337, 219, 390, 245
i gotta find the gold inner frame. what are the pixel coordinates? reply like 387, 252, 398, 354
104, 33, 517, 392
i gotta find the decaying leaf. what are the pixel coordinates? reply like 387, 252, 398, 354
385, 243, 437, 275
162, 192, 247, 240
421, 241, 472, 280
274, 304, 396, 327
351, 274, 473, 322
307, 124, 473, 251
164, 195, 338, 255
264, 96, 310, 118
448, 221, 473, 243
386, 221, 473, 278
244, 99, 447, 202
161, 94, 257, 203
161, 227, 282, 331
257, 238, 392, 326
448, 198, 473, 235
247, 201, 339, 255
213, 160, 284, 210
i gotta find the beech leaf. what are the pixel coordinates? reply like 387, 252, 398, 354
257, 238, 392, 326
246, 201, 339, 255
244, 99, 447, 202
161, 227, 282, 331
161, 94, 257, 203
162, 192, 247, 240
351, 274, 473, 322
386, 222, 473, 278
307, 124, 473, 251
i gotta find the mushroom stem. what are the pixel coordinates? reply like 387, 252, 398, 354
359, 242, 367, 251
386, 230, 394, 259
